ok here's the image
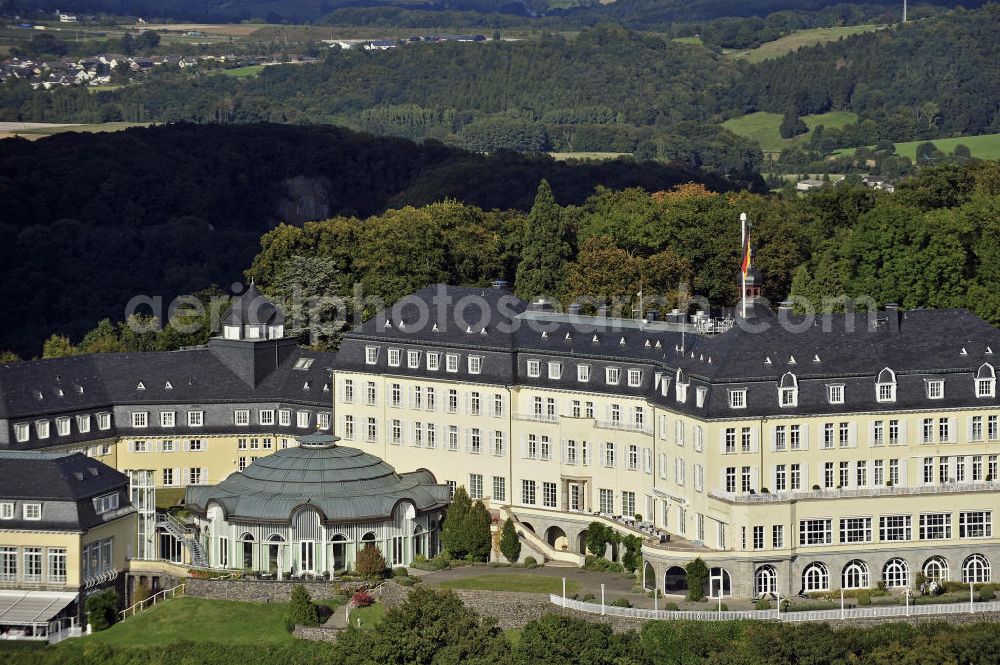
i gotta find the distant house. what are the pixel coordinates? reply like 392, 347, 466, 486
862, 177, 896, 193
795, 179, 826, 192
58, 13, 78, 23
364, 39, 398, 51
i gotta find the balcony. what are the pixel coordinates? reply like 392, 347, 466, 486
594, 420, 653, 435
711, 480, 1000, 504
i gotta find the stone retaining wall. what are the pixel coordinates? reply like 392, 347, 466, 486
293, 625, 343, 642
185, 578, 369, 603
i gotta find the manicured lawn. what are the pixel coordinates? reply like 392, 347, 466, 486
437, 573, 581, 595
83, 596, 297, 647
349, 602, 385, 630
836, 132, 1000, 160
733, 24, 882, 63
723, 111, 859, 153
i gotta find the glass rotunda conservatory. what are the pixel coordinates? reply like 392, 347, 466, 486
185, 433, 451, 575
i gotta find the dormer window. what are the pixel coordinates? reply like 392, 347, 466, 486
606, 367, 621, 385
926, 380, 944, 400
234, 410, 250, 426
876, 368, 896, 403
188, 410, 204, 427
827, 385, 844, 405
407, 351, 421, 368
627, 369, 642, 387
160, 411, 175, 428
364, 346, 380, 365
131, 412, 148, 429
548, 362, 562, 380
427, 352, 440, 371
293, 358, 314, 370
976, 363, 996, 398
779, 372, 798, 407
527, 360, 540, 378
296, 411, 310, 428
76, 415, 91, 434
55, 417, 71, 436
695, 387, 707, 408
97, 412, 111, 430
13, 423, 29, 443
446, 354, 459, 373
259, 409, 275, 426
23, 504, 41, 521
387, 348, 401, 367
577, 365, 591, 382
675, 369, 688, 403
468, 356, 483, 375
729, 389, 746, 409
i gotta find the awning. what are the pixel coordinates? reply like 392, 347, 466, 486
0, 591, 78, 625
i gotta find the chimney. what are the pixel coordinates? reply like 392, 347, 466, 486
885, 303, 899, 332
647, 308, 659, 322
568, 303, 582, 316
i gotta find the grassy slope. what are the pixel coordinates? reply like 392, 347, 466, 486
218, 65, 266, 78
436, 573, 582, 594
81, 596, 297, 648
733, 24, 882, 63
836, 133, 1000, 160
722, 110, 857, 152
348, 602, 386, 630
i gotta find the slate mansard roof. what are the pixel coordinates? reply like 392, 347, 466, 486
185, 436, 450, 524
337, 285, 1000, 419
0, 451, 132, 531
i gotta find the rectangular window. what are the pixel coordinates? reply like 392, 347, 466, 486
823, 423, 834, 449
447, 481, 456, 497
425, 352, 440, 371
188, 468, 204, 485
741, 427, 751, 452
446, 354, 459, 372
775, 425, 786, 451
839, 461, 850, 488
277, 409, 291, 427
387, 348, 401, 367
990, 416, 999, 440
297, 411, 310, 428
888, 419, 900, 445
162, 468, 175, 486
468, 356, 483, 374
923, 418, 934, 443
526, 360, 540, 377
772, 525, 784, 549
448, 426, 459, 451
827, 384, 844, 404
365, 346, 379, 364
407, 350, 421, 368
258, 409, 275, 426
93, 493, 120, 515
628, 445, 639, 471
604, 442, 615, 468
939, 418, 951, 443
391, 419, 402, 445
23, 503, 41, 521
621, 491, 635, 517
839, 517, 872, 543
971, 416, 983, 442
729, 390, 746, 409
185, 410, 203, 428
470, 391, 481, 416
521, 480, 536, 505
56, 417, 71, 436
799, 518, 832, 545
132, 412, 148, 429
344, 415, 355, 440
724, 428, 736, 454
0, 547, 15, 581
874, 460, 885, 486
752, 526, 764, 550
627, 369, 642, 387
839, 422, 850, 447
547, 362, 562, 380
23, 548, 41, 582
234, 410, 249, 427
879, 515, 911, 541
97, 412, 111, 430
927, 380, 944, 399
605, 367, 620, 385
725, 467, 736, 493
492, 476, 506, 502
493, 431, 505, 456
47, 548, 67, 583
919, 513, 952, 540
0, 503, 13, 520
493, 393, 504, 417
13, 423, 29, 443
740, 465, 751, 492
959, 511, 991, 538
367, 418, 377, 442
543, 482, 557, 508
577, 364, 590, 382
469, 474, 483, 499
775, 464, 787, 491
599, 489, 613, 514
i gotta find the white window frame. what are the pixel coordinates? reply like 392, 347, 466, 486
234, 409, 250, 427
728, 390, 746, 409
577, 364, 590, 382
365, 346, 380, 365
55, 417, 71, 437
407, 350, 421, 368
296, 411, 310, 428
97, 412, 111, 430
426, 352, 440, 371
446, 354, 459, 373
13, 423, 29, 443
23, 503, 41, 521
258, 409, 275, 426
526, 360, 540, 378
159, 411, 175, 428
926, 380, 944, 400
0, 503, 13, 520
278, 409, 291, 427
468, 356, 483, 375
130, 412, 148, 429
627, 369, 642, 387
827, 384, 844, 405
547, 362, 562, 380
605, 367, 620, 385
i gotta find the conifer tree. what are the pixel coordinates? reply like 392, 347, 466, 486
465, 500, 492, 562
515, 180, 574, 301
499, 517, 521, 563
441, 485, 472, 558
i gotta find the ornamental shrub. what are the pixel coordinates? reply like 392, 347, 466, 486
685, 558, 709, 601
980, 585, 995, 601
754, 598, 771, 610
285, 584, 319, 630
351, 591, 375, 608
393, 567, 408, 578
523, 556, 538, 568
355, 546, 388, 581
85, 589, 119, 632
610, 597, 632, 608
857, 592, 871, 606
499, 517, 522, 563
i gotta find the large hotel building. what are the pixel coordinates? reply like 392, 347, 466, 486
1, 275, 998, 601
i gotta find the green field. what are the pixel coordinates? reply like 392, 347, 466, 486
672, 36, 704, 46
436, 573, 581, 595
218, 64, 266, 78
732, 24, 882, 63
722, 111, 858, 152
81, 596, 298, 647
548, 151, 631, 161
14, 122, 150, 138
349, 602, 386, 630
836, 133, 1000, 160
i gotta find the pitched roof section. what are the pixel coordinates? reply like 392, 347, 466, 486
221, 283, 284, 327
0, 451, 126, 501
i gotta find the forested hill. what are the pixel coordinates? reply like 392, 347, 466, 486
727, 5, 1000, 139
0, 122, 738, 358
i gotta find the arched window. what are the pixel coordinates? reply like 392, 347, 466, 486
842, 560, 869, 589
754, 565, 777, 597
876, 368, 896, 403
240, 532, 255, 570
883, 557, 910, 588
361, 532, 377, 550
976, 363, 996, 398
922, 556, 949, 584
330, 534, 348, 571
962, 554, 991, 583
779, 372, 798, 408
709, 567, 731, 598
802, 562, 829, 592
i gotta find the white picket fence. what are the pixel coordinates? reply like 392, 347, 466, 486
550, 594, 1000, 622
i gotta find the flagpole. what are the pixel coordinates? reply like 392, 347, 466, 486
740, 213, 747, 319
